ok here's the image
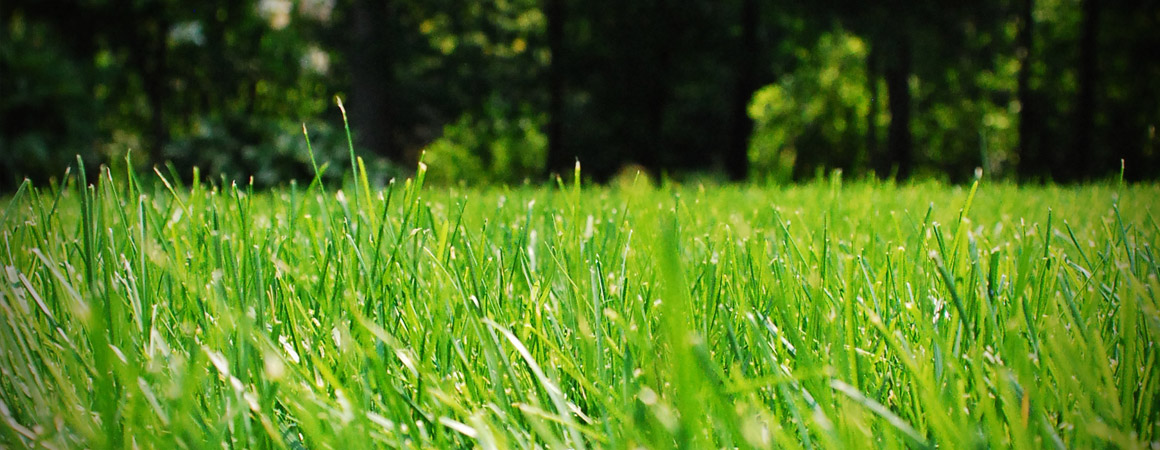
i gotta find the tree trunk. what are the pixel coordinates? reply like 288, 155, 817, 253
348, 0, 398, 162
1071, 0, 1099, 180
544, 0, 569, 176
724, 0, 758, 181
144, 78, 168, 165
884, 32, 913, 180
636, 4, 669, 174
1016, 0, 1040, 180
639, 46, 667, 173
134, 10, 170, 166
866, 46, 881, 176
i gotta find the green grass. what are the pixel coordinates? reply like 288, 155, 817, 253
1, 158, 1158, 448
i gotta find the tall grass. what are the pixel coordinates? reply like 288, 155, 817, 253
0, 155, 1157, 448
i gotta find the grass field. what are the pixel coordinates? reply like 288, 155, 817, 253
1, 158, 1158, 449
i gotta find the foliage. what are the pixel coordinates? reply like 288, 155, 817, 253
0, 12, 100, 188
376, 0, 548, 163
1, 0, 338, 188
2, 0, 1158, 185
0, 160, 1158, 448
163, 117, 351, 186
423, 97, 548, 186
748, 31, 875, 181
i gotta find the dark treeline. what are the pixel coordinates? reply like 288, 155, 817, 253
2, 0, 1158, 188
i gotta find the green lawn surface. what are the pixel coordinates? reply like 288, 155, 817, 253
1, 162, 1158, 448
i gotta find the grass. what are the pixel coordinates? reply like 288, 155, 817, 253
0, 154, 1158, 449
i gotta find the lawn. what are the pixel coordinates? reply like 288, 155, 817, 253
1, 160, 1158, 449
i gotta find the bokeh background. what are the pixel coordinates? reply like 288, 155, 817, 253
2, 0, 1158, 188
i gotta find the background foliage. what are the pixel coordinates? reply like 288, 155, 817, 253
2, 0, 1158, 188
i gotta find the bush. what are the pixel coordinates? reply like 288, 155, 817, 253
423, 101, 547, 185
748, 30, 875, 182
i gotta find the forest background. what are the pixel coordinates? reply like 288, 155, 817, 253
2, 0, 1158, 188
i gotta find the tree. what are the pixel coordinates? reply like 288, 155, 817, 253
347, 0, 400, 162
724, 0, 760, 181
882, 26, 913, 179
544, 0, 569, 176
1096, 0, 1160, 180
1, 4, 101, 188
1068, 0, 1099, 181
6, 0, 1159, 186
1016, 0, 1042, 180
799, 0, 918, 179
2, 0, 346, 186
